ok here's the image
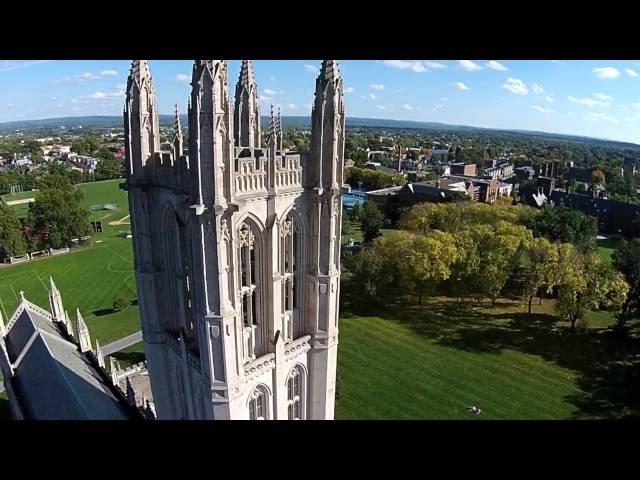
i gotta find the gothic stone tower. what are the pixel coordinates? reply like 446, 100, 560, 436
123, 60, 345, 420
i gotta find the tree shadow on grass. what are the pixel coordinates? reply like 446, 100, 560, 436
111, 350, 145, 368
93, 308, 117, 317
340, 276, 640, 419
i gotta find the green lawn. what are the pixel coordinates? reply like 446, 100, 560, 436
336, 286, 640, 420
111, 342, 146, 369
597, 238, 622, 264
0, 179, 140, 345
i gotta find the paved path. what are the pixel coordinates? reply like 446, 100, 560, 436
102, 330, 143, 355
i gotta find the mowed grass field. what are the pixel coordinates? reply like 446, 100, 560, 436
0, 179, 140, 345
336, 276, 640, 420
3, 182, 636, 420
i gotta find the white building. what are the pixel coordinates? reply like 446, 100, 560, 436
124, 60, 344, 420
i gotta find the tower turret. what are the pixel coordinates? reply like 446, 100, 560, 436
234, 60, 261, 149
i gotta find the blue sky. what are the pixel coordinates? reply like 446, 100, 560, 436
2, 59, 640, 144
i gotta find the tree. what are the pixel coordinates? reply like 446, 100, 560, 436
359, 200, 384, 243
349, 202, 362, 223
0, 204, 27, 258
113, 296, 131, 311
557, 248, 629, 333
522, 237, 559, 313
96, 156, 124, 180
524, 206, 598, 252
351, 149, 368, 168
401, 230, 459, 305
28, 182, 90, 249
472, 222, 532, 305
591, 169, 605, 186
612, 239, 640, 331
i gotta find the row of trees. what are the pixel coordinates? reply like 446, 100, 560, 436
346, 202, 631, 332
345, 167, 405, 191
0, 172, 90, 258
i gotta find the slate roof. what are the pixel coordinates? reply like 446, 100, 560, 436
4, 302, 130, 420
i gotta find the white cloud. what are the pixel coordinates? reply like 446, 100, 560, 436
545, 95, 555, 103
0, 60, 50, 72
631, 102, 640, 109
344, 86, 354, 93
424, 61, 446, 69
176, 73, 189, 82
370, 83, 385, 90
531, 105, 555, 113
593, 67, 620, 79
264, 88, 277, 96
451, 82, 469, 91
6, 103, 15, 108
626, 68, 639, 77
441, 97, 448, 101
89, 90, 125, 100
304, 64, 319, 73
624, 114, 640, 122
568, 95, 610, 107
56, 69, 120, 84
382, 60, 426, 72
377, 105, 387, 110
458, 60, 482, 71
369, 93, 377, 100
433, 104, 443, 111
593, 92, 613, 102
287, 103, 297, 109
485, 60, 508, 71
584, 112, 618, 123
531, 83, 545, 95
502, 78, 528, 95
401, 104, 414, 111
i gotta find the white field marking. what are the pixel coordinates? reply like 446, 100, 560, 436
0, 295, 8, 320
97, 213, 114, 221
96, 240, 104, 243
100, 244, 132, 264
32, 270, 48, 292
108, 214, 130, 226
9, 284, 19, 301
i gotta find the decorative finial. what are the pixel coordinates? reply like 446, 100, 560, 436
19, 290, 25, 301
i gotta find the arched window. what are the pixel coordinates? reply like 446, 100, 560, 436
248, 385, 269, 420
238, 220, 265, 357
280, 212, 303, 339
287, 365, 305, 420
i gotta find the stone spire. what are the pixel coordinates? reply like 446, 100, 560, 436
95, 339, 105, 369
268, 105, 277, 145
75, 308, 91, 353
308, 60, 345, 190
189, 60, 233, 208
124, 60, 161, 182
48, 276, 65, 324
63, 310, 73, 337
126, 377, 137, 407
320, 60, 341, 83
172, 104, 183, 160
276, 106, 283, 151
234, 60, 261, 149
110, 356, 119, 385
0, 308, 5, 337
